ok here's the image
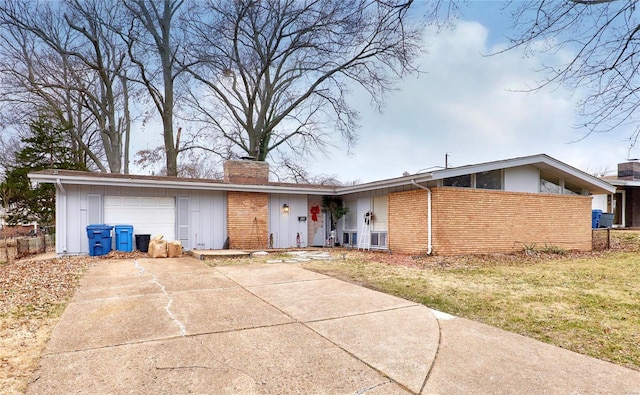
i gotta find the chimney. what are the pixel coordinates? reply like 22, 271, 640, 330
223, 159, 269, 184
617, 161, 640, 180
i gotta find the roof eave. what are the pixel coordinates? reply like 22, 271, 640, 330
27, 173, 337, 195
335, 173, 434, 194
428, 154, 615, 194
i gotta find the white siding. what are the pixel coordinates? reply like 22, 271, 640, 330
592, 194, 608, 211
58, 185, 226, 255
189, 190, 226, 250
504, 166, 540, 193
269, 194, 308, 248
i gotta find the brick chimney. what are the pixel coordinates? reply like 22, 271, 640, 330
617, 161, 640, 180
223, 159, 269, 184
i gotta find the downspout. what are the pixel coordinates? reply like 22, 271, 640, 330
56, 179, 67, 254
411, 180, 433, 255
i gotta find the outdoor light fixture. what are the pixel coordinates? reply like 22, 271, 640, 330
282, 204, 289, 213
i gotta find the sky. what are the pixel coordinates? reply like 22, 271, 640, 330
301, 2, 635, 183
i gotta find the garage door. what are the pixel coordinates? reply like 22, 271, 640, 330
104, 196, 176, 241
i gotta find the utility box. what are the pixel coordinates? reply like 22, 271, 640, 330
114, 225, 134, 252
86, 224, 113, 256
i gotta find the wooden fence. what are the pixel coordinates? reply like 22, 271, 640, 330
0, 234, 55, 263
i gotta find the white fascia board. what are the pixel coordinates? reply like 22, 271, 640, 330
27, 173, 336, 196
536, 155, 616, 194
335, 173, 434, 195
607, 179, 640, 188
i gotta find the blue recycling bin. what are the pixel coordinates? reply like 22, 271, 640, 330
86, 224, 113, 256
592, 210, 603, 229
114, 225, 134, 252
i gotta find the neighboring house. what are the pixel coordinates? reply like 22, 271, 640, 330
28, 154, 614, 256
593, 160, 640, 228
0, 206, 38, 238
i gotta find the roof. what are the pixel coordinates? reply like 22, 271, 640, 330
335, 154, 615, 195
602, 178, 640, 188
27, 169, 336, 195
28, 154, 616, 196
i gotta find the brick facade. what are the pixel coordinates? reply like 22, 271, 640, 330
226, 191, 269, 249
223, 160, 269, 185
389, 187, 592, 256
388, 189, 429, 255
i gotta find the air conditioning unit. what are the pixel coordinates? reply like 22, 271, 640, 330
342, 232, 357, 247
370, 232, 387, 248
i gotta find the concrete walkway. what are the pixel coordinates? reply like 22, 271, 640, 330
27, 257, 640, 394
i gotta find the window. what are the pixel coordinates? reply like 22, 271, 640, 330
540, 174, 561, 194
443, 171, 502, 190
443, 174, 471, 187
563, 180, 583, 195
371, 195, 388, 231
476, 170, 502, 190
370, 232, 387, 248
344, 200, 357, 230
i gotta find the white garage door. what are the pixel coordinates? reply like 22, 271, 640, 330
104, 196, 176, 241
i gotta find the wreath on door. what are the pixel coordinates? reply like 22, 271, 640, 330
310, 205, 320, 222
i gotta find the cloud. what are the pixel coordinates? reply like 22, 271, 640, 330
308, 20, 631, 183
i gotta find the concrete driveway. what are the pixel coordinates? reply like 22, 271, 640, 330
27, 257, 640, 394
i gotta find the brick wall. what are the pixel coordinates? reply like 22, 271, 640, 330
430, 188, 592, 255
223, 160, 269, 185
389, 187, 592, 255
227, 191, 269, 249
389, 189, 429, 255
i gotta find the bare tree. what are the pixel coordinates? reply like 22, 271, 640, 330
0, 5, 104, 171
0, 0, 134, 173
0, 132, 20, 177
63, 0, 134, 173
183, 0, 423, 162
502, 0, 640, 144
274, 157, 342, 185
122, 0, 187, 177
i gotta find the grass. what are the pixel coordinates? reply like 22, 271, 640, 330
301, 249, 640, 371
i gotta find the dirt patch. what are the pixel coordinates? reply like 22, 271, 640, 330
0, 250, 150, 394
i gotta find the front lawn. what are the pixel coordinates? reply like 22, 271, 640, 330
302, 249, 640, 371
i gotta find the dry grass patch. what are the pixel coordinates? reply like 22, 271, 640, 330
0, 255, 101, 394
301, 249, 640, 371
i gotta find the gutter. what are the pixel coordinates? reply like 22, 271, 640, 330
55, 179, 67, 253
29, 173, 336, 196
411, 180, 433, 255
